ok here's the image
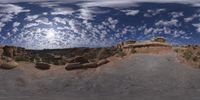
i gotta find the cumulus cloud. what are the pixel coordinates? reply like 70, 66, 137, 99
184, 14, 198, 22
51, 7, 75, 15
0, 0, 198, 49
121, 10, 139, 16
171, 12, 184, 18
155, 19, 179, 27
193, 23, 200, 32
0, 4, 30, 14
144, 9, 166, 17
35, 17, 53, 25
25, 15, 40, 21
0, 4, 30, 32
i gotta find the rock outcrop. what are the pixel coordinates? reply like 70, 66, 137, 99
116, 38, 172, 54
35, 62, 51, 70
0, 61, 18, 69
2, 46, 26, 58
65, 63, 84, 70
83, 62, 98, 68
97, 59, 109, 66
69, 56, 89, 64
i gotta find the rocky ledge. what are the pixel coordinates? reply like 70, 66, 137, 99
0, 37, 198, 70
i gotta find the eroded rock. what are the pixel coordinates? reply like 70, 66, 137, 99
83, 62, 98, 68
65, 63, 85, 70
70, 56, 89, 64
35, 62, 51, 70
97, 59, 109, 66
0, 61, 18, 70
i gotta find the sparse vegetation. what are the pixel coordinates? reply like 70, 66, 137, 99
174, 49, 179, 53
183, 51, 193, 60
15, 55, 30, 61
176, 45, 200, 68
115, 49, 126, 57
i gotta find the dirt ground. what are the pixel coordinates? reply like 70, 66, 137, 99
0, 52, 200, 100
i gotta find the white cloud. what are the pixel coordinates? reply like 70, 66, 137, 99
68, 20, 79, 33
155, 19, 179, 27
51, 7, 75, 15
12, 22, 20, 32
193, 23, 200, 32
184, 14, 198, 22
107, 17, 119, 30
24, 23, 39, 28
13, 22, 20, 27
43, 12, 48, 15
25, 15, 40, 21
144, 9, 166, 17
171, 12, 184, 18
53, 17, 67, 24
35, 17, 53, 25
0, 4, 30, 14
78, 7, 95, 20
0, 4, 30, 32
121, 10, 139, 16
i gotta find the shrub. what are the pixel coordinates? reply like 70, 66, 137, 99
174, 49, 179, 53
131, 49, 136, 54
192, 56, 198, 62
115, 49, 126, 57
15, 55, 29, 61
183, 51, 193, 60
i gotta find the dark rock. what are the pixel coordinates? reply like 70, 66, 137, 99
83, 62, 98, 68
97, 59, 109, 66
3, 46, 16, 58
35, 62, 51, 70
70, 56, 89, 64
65, 63, 85, 70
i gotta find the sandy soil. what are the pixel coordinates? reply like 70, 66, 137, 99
0, 52, 200, 100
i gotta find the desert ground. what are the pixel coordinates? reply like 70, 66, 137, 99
0, 51, 200, 100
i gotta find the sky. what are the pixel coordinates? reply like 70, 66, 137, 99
0, 0, 200, 49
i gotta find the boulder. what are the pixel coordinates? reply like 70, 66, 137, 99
83, 62, 98, 68
65, 63, 85, 70
35, 62, 51, 70
0, 61, 18, 69
70, 56, 89, 64
97, 59, 109, 66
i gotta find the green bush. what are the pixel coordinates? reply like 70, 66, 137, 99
15, 55, 29, 61
183, 51, 193, 60
115, 49, 126, 57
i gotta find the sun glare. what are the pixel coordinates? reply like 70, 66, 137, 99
46, 29, 56, 40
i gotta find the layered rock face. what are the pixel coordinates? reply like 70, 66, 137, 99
0, 46, 4, 57
2, 46, 26, 58
116, 38, 172, 54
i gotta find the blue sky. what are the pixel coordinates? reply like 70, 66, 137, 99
0, 0, 200, 49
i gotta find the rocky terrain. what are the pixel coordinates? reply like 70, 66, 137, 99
175, 45, 200, 68
0, 38, 199, 100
